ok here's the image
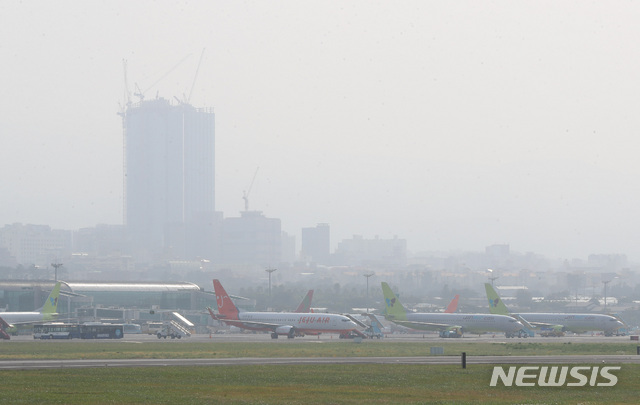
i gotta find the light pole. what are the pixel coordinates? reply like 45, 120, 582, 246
364, 272, 375, 313
602, 277, 618, 313
265, 268, 277, 309
488, 269, 499, 286
51, 262, 63, 282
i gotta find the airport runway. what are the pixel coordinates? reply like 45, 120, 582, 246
1, 354, 639, 370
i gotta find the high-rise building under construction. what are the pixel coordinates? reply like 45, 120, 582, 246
123, 98, 219, 260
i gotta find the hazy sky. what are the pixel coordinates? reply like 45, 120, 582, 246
2, 1, 640, 260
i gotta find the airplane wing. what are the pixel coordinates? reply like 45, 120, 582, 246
525, 321, 563, 329
389, 319, 461, 331
0, 316, 12, 340
207, 307, 226, 321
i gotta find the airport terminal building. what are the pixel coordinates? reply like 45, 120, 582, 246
0, 280, 219, 329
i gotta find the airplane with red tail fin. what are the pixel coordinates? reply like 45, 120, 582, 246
208, 279, 362, 339
444, 294, 459, 313
294, 290, 314, 313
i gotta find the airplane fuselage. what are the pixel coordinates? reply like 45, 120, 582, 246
0, 312, 57, 325
401, 313, 523, 334
223, 312, 359, 335
513, 313, 623, 334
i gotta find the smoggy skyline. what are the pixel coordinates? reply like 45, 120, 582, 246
2, 2, 640, 260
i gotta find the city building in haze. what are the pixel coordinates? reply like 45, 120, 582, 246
123, 98, 218, 261
333, 234, 407, 267
301, 223, 330, 264
221, 211, 282, 266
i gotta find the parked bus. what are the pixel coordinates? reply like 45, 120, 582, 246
80, 323, 124, 339
124, 323, 142, 334
33, 323, 81, 339
33, 323, 124, 339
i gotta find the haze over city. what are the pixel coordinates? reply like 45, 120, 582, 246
2, 1, 640, 261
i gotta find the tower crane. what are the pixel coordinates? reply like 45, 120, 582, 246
243, 167, 259, 211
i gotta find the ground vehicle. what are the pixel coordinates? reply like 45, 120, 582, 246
124, 323, 142, 334
33, 323, 81, 339
156, 321, 191, 339
143, 322, 164, 335
33, 323, 124, 339
79, 323, 124, 339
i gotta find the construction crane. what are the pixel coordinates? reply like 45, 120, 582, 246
133, 53, 193, 102
243, 167, 259, 211
186, 48, 205, 105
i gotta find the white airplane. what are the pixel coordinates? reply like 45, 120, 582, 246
208, 279, 363, 339
484, 283, 625, 337
382, 282, 524, 338
0, 282, 62, 339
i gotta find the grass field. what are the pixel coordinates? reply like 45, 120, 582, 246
1, 341, 639, 404
1, 363, 638, 404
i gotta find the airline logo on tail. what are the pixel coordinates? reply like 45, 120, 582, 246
212, 279, 239, 319
41, 282, 61, 316
484, 283, 510, 315
489, 297, 500, 309
381, 282, 407, 321
216, 293, 226, 309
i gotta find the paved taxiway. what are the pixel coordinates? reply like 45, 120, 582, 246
1, 355, 639, 370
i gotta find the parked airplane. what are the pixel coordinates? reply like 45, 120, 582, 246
0, 282, 62, 339
484, 283, 625, 337
294, 290, 314, 313
444, 294, 459, 313
208, 279, 363, 339
381, 282, 524, 338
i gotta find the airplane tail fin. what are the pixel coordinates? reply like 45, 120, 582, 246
294, 290, 313, 313
212, 279, 239, 320
381, 282, 407, 321
444, 294, 459, 313
38, 282, 61, 315
484, 283, 510, 315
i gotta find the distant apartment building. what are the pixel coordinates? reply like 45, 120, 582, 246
588, 254, 628, 272
301, 223, 330, 264
334, 235, 406, 267
222, 211, 282, 266
281, 231, 296, 263
123, 98, 218, 261
74, 224, 127, 256
0, 223, 71, 267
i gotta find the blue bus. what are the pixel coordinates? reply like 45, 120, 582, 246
33, 323, 124, 339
